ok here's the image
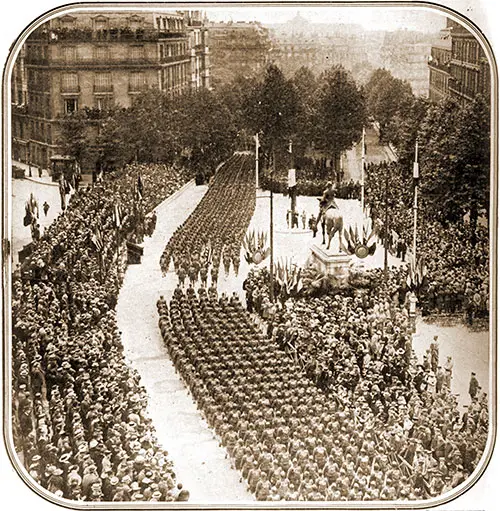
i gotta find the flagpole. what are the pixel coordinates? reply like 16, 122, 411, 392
255, 133, 259, 190
115, 204, 120, 286
361, 126, 366, 214
270, 145, 275, 303
413, 140, 419, 261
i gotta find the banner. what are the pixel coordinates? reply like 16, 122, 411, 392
288, 168, 296, 188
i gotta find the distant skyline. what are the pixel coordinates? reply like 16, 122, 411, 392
204, 6, 447, 33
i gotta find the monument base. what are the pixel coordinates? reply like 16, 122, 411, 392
308, 243, 353, 278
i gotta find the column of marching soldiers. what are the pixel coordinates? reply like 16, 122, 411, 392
157, 153, 488, 501
11, 151, 488, 502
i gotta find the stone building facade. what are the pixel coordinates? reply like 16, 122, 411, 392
428, 19, 490, 104
11, 10, 210, 169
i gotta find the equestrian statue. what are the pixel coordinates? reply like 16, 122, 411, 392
315, 182, 344, 252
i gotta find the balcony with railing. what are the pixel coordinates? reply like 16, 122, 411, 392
33, 56, 160, 68
128, 82, 149, 93
428, 57, 451, 73
93, 84, 114, 94
29, 27, 188, 43
160, 54, 190, 64
60, 83, 81, 94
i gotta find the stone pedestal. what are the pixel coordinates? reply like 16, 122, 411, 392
308, 243, 353, 278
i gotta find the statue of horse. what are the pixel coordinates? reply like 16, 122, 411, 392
321, 208, 344, 252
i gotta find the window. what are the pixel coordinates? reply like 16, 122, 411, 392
94, 72, 112, 92
64, 98, 78, 114
130, 72, 146, 91
61, 46, 76, 61
94, 45, 110, 61
130, 45, 144, 60
128, 15, 144, 30
95, 95, 112, 110
93, 16, 109, 31
61, 72, 79, 92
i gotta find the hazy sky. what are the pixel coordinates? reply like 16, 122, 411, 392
205, 6, 447, 32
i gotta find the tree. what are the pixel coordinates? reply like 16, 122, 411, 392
243, 64, 300, 167
453, 94, 490, 239
94, 110, 132, 172
178, 89, 238, 174
57, 111, 95, 169
365, 68, 414, 144
291, 66, 317, 157
418, 97, 462, 223
313, 65, 367, 171
417, 94, 490, 237
389, 95, 430, 169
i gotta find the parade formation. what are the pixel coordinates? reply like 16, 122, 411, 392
8, 6, 492, 507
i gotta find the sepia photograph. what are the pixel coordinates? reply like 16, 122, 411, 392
1, 1, 497, 508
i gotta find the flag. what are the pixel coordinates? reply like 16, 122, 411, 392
288, 168, 296, 188
91, 226, 104, 253
113, 204, 122, 228
136, 174, 144, 200
288, 140, 293, 153
413, 140, 419, 180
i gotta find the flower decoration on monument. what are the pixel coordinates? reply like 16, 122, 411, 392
340, 218, 377, 259
242, 229, 270, 265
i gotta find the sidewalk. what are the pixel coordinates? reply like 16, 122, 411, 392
12, 160, 57, 186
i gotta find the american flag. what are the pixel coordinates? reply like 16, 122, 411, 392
113, 204, 123, 228
90, 226, 104, 253
136, 173, 144, 200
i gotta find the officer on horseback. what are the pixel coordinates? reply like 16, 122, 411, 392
316, 182, 338, 226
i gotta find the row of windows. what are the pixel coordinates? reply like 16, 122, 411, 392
429, 69, 448, 91
57, 15, 145, 31
13, 117, 53, 144
60, 71, 146, 88
156, 16, 184, 31
159, 42, 187, 58
63, 95, 113, 114
26, 44, 48, 61
452, 39, 481, 65
160, 64, 187, 90
27, 92, 51, 117
59, 44, 148, 61
28, 69, 50, 90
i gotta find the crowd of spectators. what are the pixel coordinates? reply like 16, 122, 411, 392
261, 174, 360, 200
158, 285, 487, 501
159, 153, 255, 286
364, 161, 489, 321
11, 163, 190, 501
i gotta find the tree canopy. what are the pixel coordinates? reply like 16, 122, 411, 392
312, 65, 367, 168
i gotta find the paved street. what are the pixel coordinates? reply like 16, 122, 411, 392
10, 160, 490, 502
113, 177, 489, 502
413, 317, 489, 410
116, 181, 254, 503
344, 124, 396, 181
219, 192, 403, 300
